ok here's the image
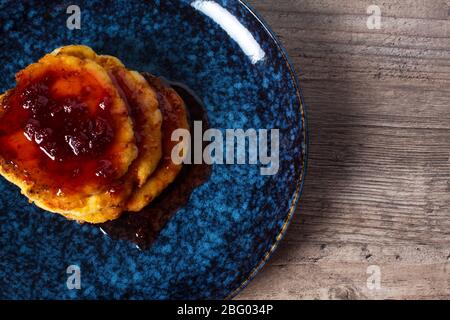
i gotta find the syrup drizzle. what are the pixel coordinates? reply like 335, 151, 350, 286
99, 77, 211, 250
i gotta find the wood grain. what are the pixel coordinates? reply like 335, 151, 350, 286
238, 0, 450, 300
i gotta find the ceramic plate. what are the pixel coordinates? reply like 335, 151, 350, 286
0, 0, 307, 299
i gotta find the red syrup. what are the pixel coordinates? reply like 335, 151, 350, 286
99, 75, 211, 250
0, 69, 117, 194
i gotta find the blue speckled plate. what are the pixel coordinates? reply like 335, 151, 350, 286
0, 0, 307, 299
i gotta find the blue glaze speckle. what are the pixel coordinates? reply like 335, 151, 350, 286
0, 0, 307, 299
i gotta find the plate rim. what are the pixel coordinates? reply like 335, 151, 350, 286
224, 0, 309, 299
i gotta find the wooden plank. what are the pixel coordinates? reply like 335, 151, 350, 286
238, 0, 450, 300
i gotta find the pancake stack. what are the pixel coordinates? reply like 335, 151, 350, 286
0, 45, 189, 223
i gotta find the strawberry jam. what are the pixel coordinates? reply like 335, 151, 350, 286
0, 69, 116, 193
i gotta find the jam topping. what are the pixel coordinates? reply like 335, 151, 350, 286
0, 69, 117, 193
19, 75, 113, 161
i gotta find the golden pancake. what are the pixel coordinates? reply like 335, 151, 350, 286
53, 47, 188, 213
0, 53, 138, 223
52, 45, 163, 186
126, 75, 190, 212
0, 45, 189, 223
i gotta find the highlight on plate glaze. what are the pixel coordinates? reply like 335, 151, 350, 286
191, 0, 266, 64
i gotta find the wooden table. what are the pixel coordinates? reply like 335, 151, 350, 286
238, 0, 450, 300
